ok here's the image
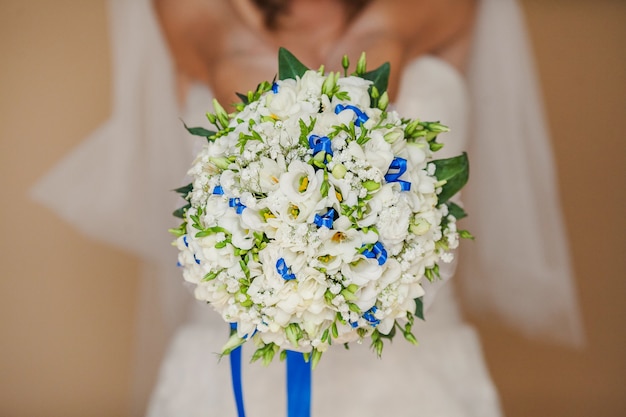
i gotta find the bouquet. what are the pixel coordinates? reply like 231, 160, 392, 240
171, 48, 470, 369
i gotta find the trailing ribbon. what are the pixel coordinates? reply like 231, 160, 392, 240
229, 197, 247, 214
384, 157, 411, 191
362, 242, 388, 266
308, 134, 333, 158
314, 208, 336, 229
228, 335, 312, 417
276, 258, 296, 281
229, 323, 247, 417
286, 351, 312, 417
334, 104, 369, 127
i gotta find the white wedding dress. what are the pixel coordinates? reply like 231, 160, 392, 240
31, 0, 583, 416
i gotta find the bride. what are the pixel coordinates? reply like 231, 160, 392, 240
31, 0, 583, 415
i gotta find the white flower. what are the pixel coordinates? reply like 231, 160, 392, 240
279, 160, 321, 203
266, 79, 299, 118
363, 130, 395, 175
336, 76, 372, 108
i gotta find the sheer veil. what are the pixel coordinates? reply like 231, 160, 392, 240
30, 0, 583, 412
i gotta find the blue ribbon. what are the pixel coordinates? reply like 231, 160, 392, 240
350, 306, 381, 328
313, 208, 336, 229
362, 242, 388, 266
276, 258, 296, 281
308, 134, 333, 158
229, 197, 247, 214
272, 82, 279, 94
229, 323, 247, 417
384, 157, 411, 191
286, 351, 312, 417
334, 104, 369, 127
213, 185, 224, 195
363, 306, 381, 327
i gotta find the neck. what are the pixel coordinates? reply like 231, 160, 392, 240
272, 1, 350, 62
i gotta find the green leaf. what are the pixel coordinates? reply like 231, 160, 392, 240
446, 201, 467, 220
432, 152, 470, 203
183, 122, 216, 138
362, 62, 390, 95
173, 182, 193, 196
172, 203, 191, 219
235, 92, 249, 104
414, 297, 425, 321
278, 47, 309, 80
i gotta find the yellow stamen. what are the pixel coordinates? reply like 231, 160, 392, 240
299, 176, 309, 193
289, 204, 300, 219
331, 232, 346, 243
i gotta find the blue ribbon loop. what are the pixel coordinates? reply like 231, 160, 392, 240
314, 208, 336, 229
363, 306, 381, 327
229, 323, 247, 417
384, 157, 411, 191
334, 104, 369, 127
272, 82, 279, 94
308, 134, 333, 158
276, 258, 296, 281
362, 242, 388, 266
213, 185, 224, 195
229, 197, 247, 214
286, 351, 312, 417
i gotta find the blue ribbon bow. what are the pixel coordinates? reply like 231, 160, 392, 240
334, 104, 369, 127
362, 242, 388, 266
276, 258, 297, 281
272, 82, 279, 94
213, 185, 224, 195
314, 208, 336, 229
229, 198, 247, 214
363, 306, 381, 327
384, 157, 411, 191
308, 134, 333, 158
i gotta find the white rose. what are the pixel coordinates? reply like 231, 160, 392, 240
297, 70, 325, 101
363, 130, 395, 174
266, 79, 299, 118
336, 76, 372, 108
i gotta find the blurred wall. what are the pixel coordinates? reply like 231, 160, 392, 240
0, 1, 624, 416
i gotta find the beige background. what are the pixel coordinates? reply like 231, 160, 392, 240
1, 0, 624, 416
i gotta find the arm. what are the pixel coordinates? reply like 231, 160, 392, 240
153, 0, 227, 100
329, 0, 477, 98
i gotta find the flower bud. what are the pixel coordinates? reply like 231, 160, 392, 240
377, 91, 389, 111
212, 98, 230, 129
362, 180, 380, 191
384, 128, 404, 144
221, 332, 245, 355
342, 55, 350, 74
209, 156, 231, 170
356, 52, 367, 75
410, 218, 431, 235
331, 163, 347, 179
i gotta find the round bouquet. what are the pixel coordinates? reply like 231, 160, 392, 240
171, 49, 470, 368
